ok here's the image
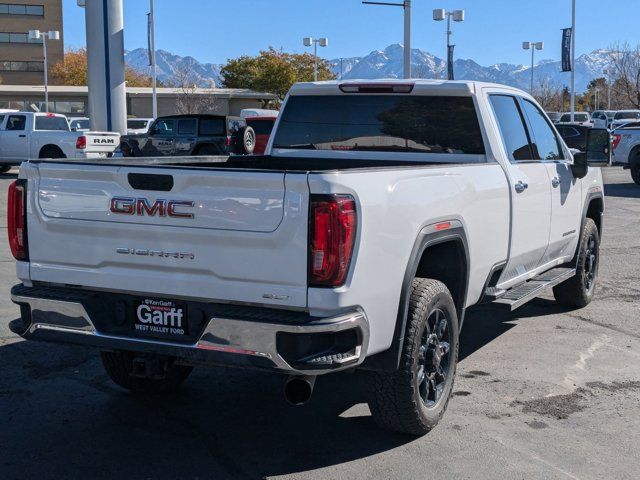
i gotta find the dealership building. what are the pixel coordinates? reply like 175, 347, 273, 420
0, 84, 278, 117
0, 1, 277, 118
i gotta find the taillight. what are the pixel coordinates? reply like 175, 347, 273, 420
225, 136, 232, 147
612, 134, 622, 150
7, 179, 28, 261
76, 135, 87, 150
309, 195, 357, 287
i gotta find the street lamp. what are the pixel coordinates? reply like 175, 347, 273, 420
303, 37, 329, 81
28, 29, 59, 112
363, 1, 411, 79
522, 41, 544, 95
433, 9, 464, 80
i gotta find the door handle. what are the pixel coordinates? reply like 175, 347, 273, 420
551, 177, 560, 188
514, 181, 528, 193
18, 134, 26, 138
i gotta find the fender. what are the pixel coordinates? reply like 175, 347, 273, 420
572, 189, 604, 266
361, 220, 470, 371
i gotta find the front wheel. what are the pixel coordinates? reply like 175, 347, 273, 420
553, 218, 600, 308
368, 279, 459, 436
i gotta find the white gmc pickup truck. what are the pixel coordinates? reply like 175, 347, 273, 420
0, 112, 120, 172
8, 80, 609, 436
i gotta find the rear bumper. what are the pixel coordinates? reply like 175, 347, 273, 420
10, 284, 369, 375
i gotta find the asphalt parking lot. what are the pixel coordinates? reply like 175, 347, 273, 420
1, 167, 639, 480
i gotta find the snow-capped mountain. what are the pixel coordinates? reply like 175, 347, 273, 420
124, 44, 611, 92
125, 48, 222, 87
330, 44, 612, 92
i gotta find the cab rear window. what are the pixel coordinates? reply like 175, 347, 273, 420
272, 95, 485, 155
35, 116, 70, 131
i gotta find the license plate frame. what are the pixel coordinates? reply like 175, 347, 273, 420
132, 298, 189, 338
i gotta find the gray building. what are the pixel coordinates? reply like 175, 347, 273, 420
0, 85, 278, 117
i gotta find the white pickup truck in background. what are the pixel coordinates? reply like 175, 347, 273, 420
0, 112, 120, 172
8, 80, 610, 436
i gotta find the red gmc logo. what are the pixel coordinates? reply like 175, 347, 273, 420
110, 197, 195, 219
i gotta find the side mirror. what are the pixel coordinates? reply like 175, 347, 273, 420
572, 128, 610, 179
585, 128, 611, 166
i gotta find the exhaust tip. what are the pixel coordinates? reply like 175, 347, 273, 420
284, 376, 316, 406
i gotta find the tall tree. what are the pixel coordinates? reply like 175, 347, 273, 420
608, 42, 640, 109
221, 47, 335, 100
51, 48, 156, 87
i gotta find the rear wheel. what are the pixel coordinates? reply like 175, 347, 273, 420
368, 279, 459, 436
39, 145, 65, 159
553, 218, 600, 308
100, 350, 193, 394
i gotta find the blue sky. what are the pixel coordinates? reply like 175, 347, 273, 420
62, 0, 639, 66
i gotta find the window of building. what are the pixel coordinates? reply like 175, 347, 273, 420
0, 60, 45, 71
0, 4, 44, 16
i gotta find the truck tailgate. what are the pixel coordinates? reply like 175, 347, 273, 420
83, 131, 121, 153
24, 162, 309, 308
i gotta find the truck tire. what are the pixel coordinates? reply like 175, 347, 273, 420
238, 126, 256, 155
100, 350, 193, 394
553, 218, 600, 308
39, 145, 65, 159
368, 279, 459, 436
631, 152, 640, 185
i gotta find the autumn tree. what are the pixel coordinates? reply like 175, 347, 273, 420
51, 48, 156, 87
608, 42, 640, 109
533, 76, 564, 111
221, 47, 335, 100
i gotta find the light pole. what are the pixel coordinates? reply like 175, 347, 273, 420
28, 29, 59, 112
603, 68, 612, 110
363, 1, 411, 79
148, 0, 157, 118
570, 0, 576, 122
303, 37, 329, 81
522, 41, 544, 95
433, 9, 464, 80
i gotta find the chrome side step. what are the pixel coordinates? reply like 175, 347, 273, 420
492, 267, 576, 311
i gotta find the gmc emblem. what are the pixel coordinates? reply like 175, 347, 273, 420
110, 197, 195, 219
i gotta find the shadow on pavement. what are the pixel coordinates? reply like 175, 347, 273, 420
604, 181, 640, 198
0, 300, 571, 479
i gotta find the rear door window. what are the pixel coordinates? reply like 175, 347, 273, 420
273, 95, 485, 156
489, 95, 533, 162
177, 118, 197, 135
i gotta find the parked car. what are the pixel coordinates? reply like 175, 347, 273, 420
245, 116, 276, 155
8, 80, 608, 437
0, 112, 119, 172
546, 111, 562, 124
118, 114, 255, 157
557, 112, 592, 126
127, 118, 154, 135
591, 110, 615, 129
68, 116, 90, 131
556, 124, 589, 152
611, 124, 640, 184
610, 110, 640, 131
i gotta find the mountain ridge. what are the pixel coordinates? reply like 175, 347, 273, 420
125, 44, 610, 92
